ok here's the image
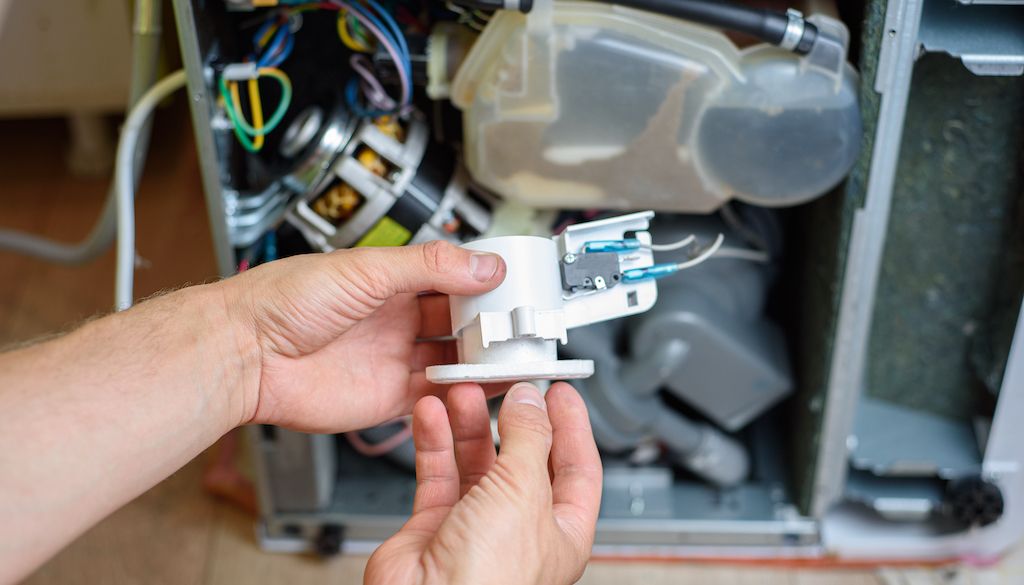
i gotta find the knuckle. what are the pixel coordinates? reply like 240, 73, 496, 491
509, 413, 552, 440
420, 240, 456, 275
334, 249, 395, 305
488, 459, 532, 495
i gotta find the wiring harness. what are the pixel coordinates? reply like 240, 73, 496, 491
218, 0, 415, 153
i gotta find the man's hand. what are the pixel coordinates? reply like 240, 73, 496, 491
217, 241, 506, 432
365, 382, 603, 585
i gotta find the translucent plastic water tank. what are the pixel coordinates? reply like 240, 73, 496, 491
451, 0, 862, 212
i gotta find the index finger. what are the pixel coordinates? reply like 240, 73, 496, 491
545, 382, 602, 557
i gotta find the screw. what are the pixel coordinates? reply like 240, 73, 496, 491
563, 253, 577, 264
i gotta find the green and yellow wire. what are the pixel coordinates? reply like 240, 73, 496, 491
218, 67, 293, 153
338, 10, 372, 52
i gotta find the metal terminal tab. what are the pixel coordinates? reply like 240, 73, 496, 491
560, 252, 622, 293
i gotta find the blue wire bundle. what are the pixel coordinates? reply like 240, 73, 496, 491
278, 0, 413, 117
336, 0, 413, 116
252, 13, 296, 68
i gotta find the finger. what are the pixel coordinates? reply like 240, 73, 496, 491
328, 240, 506, 302
447, 384, 497, 496
410, 340, 458, 372
480, 382, 513, 400
546, 383, 603, 558
418, 294, 453, 338
404, 375, 513, 423
495, 382, 553, 481
411, 396, 460, 515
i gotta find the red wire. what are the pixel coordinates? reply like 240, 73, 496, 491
345, 421, 413, 456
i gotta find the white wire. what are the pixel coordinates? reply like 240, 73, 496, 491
115, 70, 188, 311
0, 0, 163, 264
673, 233, 725, 271
720, 203, 769, 253
646, 234, 696, 252
713, 246, 771, 263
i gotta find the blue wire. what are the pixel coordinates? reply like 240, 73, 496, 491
341, 1, 411, 105
258, 25, 290, 67
345, 78, 395, 118
264, 29, 295, 67
344, 2, 407, 67
361, 0, 410, 66
253, 17, 276, 48
264, 0, 410, 111
263, 231, 278, 263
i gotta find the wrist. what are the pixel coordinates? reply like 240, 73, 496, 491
177, 281, 263, 430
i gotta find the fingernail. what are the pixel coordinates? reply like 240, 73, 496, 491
509, 383, 545, 410
469, 253, 500, 282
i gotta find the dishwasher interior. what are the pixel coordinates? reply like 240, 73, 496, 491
171, 0, 1024, 560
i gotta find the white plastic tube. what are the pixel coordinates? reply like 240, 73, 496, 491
114, 70, 188, 311
450, 236, 565, 364
0, 0, 163, 264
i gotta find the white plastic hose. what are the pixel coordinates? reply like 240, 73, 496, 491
0, 0, 163, 264
115, 70, 188, 311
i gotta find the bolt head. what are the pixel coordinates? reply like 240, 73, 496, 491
563, 253, 577, 264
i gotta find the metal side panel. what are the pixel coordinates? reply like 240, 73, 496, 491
254, 428, 337, 513
172, 0, 236, 277
922, 1, 1024, 76
810, 0, 925, 518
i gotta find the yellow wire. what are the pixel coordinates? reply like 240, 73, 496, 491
259, 5, 319, 49
247, 77, 265, 150
228, 80, 264, 151
256, 67, 291, 90
257, 22, 279, 49
337, 11, 372, 52
290, 4, 320, 15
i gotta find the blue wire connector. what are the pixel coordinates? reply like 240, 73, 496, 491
581, 239, 642, 253
622, 263, 680, 283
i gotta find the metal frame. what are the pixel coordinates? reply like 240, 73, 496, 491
920, 0, 1024, 76
811, 0, 926, 519
813, 0, 1024, 557
172, 0, 236, 277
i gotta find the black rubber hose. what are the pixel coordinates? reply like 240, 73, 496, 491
617, 0, 788, 41
454, 0, 820, 55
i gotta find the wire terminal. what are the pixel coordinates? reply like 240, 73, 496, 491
222, 62, 260, 81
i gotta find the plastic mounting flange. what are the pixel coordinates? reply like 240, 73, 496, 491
426, 359, 594, 384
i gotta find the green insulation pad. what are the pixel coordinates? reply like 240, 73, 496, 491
866, 55, 1024, 417
790, 0, 884, 515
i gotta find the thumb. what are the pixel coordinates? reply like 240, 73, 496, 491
329, 240, 505, 300
495, 383, 553, 481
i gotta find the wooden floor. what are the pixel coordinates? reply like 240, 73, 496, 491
0, 108, 1016, 584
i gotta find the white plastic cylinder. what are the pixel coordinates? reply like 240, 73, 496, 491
451, 236, 564, 365
458, 328, 556, 365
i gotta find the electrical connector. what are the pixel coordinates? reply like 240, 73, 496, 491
221, 62, 259, 82
622, 264, 679, 283
581, 239, 642, 254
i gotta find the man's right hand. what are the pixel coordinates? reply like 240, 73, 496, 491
364, 382, 603, 585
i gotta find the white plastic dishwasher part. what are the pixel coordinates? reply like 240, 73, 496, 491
450, 0, 861, 213
426, 211, 660, 384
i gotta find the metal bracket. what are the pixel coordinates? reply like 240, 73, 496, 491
919, 1, 1024, 76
